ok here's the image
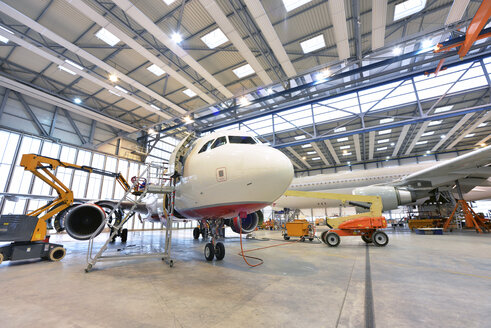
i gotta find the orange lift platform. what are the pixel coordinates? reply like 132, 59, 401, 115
282, 191, 388, 247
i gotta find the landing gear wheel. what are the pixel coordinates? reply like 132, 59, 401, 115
300, 236, 305, 242
0, 253, 3, 264
202, 229, 208, 239
193, 227, 200, 239
49, 247, 66, 261
121, 228, 128, 243
283, 235, 290, 240
361, 235, 372, 243
169, 259, 174, 268
325, 232, 340, 247
309, 237, 314, 242
321, 231, 329, 244
372, 231, 389, 247
215, 242, 225, 261
204, 243, 215, 261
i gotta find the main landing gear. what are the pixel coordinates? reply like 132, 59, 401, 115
201, 219, 226, 261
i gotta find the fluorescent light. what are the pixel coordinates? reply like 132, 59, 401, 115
201, 28, 228, 49
440, 135, 446, 139
377, 147, 388, 151
390, 143, 395, 146
478, 122, 488, 127
386, 156, 390, 160
434, 105, 453, 113
347, 161, 351, 165
378, 129, 392, 135
184, 116, 194, 124
74, 98, 82, 104
163, 0, 176, 5
306, 151, 316, 155
114, 86, 128, 94
95, 28, 120, 46
294, 135, 306, 140
171, 32, 182, 44
337, 137, 349, 142
183, 89, 197, 98
380, 118, 394, 124
301, 156, 306, 160
377, 139, 390, 144
0, 26, 14, 44
416, 141, 428, 145
150, 104, 160, 110
301, 144, 312, 148
342, 152, 352, 156
147, 64, 165, 77
300, 35, 325, 54
108, 90, 121, 97
109, 74, 118, 82
392, 47, 402, 56
334, 127, 346, 133
233, 64, 255, 78
422, 131, 434, 137
465, 134, 475, 138
429, 120, 442, 126
64, 59, 83, 71
340, 145, 350, 150
426, 150, 431, 154
282, 0, 312, 12
394, 0, 426, 21
58, 65, 76, 75
312, 157, 321, 160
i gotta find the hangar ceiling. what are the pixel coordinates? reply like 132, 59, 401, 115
0, 0, 489, 170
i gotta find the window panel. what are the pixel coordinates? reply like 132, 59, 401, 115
8, 136, 41, 194
0, 131, 20, 192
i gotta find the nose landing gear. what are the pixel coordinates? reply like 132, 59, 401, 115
202, 219, 226, 261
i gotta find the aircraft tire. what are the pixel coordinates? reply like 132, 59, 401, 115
204, 243, 215, 261
193, 227, 200, 239
372, 231, 389, 247
215, 242, 225, 261
361, 235, 372, 243
325, 232, 340, 247
283, 235, 290, 240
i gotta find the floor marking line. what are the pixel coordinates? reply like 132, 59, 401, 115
365, 246, 375, 328
336, 257, 357, 328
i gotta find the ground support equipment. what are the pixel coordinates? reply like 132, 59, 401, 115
282, 219, 315, 242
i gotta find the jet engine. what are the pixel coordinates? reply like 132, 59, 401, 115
352, 186, 416, 211
227, 211, 263, 234
64, 203, 106, 240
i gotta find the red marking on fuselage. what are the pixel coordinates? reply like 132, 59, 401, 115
178, 202, 268, 219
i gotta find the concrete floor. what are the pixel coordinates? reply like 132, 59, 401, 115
1, 228, 490, 328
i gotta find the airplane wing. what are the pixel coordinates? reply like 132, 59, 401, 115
393, 145, 491, 193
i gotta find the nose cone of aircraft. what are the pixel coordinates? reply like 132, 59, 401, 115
240, 145, 294, 203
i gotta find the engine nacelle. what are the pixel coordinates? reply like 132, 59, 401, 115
228, 212, 259, 234
64, 204, 106, 240
352, 186, 415, 211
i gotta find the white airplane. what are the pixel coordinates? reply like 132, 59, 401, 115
273, 145, 491, 212
62, 131, 294, 261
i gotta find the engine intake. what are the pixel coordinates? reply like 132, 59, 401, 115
352, 186, 416, 211
64, 204, 106, 240
228, 212, 259, 234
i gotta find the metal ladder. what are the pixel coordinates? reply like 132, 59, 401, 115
85, 162, 176, 272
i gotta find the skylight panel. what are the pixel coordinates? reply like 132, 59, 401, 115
58, 65, 76, 75
422, 131, 434, 137
95, 28, 120, 46
233, 64, 255, 78
465, 134, 475, 138
0, 26, 14, 44
64, 59, 83, 71
478, 122, 488, 127
114, 86, 128, 94
306, 151, 316, 155
183, 89, 197, 98
108, 90, 121, 97
380, 118, 394, 124
337, 137, 349, 142
377, 139, 390, 144
394, 0, 426, 21
300, 35, 325, 54
201, 28, 228, 49
416, 141, 428, 145
163, 0, 176, 5
342, 152, 352, 156
312, 157, 321, 160
282, 0, 312, 12
377, 147, 388, 151
334, 127, 346, 132
150, 104, 161, 110
147, 64, 165, 77
378, 129, 392, 135
434, 105, 453, 113
428, 120, 442, 126
294, 135, 306, 140
340, 145, 350, 150
301, 144, 312, 148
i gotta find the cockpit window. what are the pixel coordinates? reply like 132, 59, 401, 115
198, 140, 213, 153
211, 136, 227, 149
228, 136, 257, 144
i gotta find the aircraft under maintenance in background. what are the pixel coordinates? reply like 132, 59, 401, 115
273, 145, 491, 212
61, 131, 294, 261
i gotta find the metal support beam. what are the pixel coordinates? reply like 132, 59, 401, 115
353, 134, 361, 161
0, 88, 10, 120
63, 109, 87, 144
87, 120, 97, 145
392, 124, 410, 157
49, 106, 59, 136
446, 111, 491, 149
311, 142, 330, 166
323, 140, 340, 164
14, 91, 48, 137
368, 131, 375, 160
431, 113, 475, 151
404, 121, 430, 155
286, 147, 311, 169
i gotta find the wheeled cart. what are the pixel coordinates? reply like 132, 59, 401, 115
282, 219, 315, 242
320, 216, 389, 247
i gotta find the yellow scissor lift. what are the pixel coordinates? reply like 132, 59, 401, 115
281, 190, 389, 247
